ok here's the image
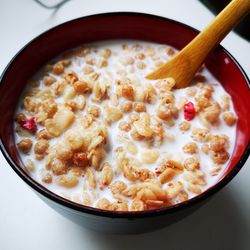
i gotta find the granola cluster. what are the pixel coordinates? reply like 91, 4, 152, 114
15, 41, 237, 211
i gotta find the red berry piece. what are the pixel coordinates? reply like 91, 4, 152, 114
184, 102, 195, 121
18, 117, 37, 131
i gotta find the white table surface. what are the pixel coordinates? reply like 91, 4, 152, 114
0, 0, 249, 249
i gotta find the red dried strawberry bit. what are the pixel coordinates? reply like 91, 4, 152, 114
184, 102, 195, 121
18, 117, 37, 131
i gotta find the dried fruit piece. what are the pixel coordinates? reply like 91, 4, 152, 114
18, 117, 37, 131
184, 102, 195, 121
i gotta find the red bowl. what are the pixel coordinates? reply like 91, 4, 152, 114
0, 12, 249, 234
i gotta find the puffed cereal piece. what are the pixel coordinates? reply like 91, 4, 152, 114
93, 81, 109, 101
130, 199, 145, 211
89, 147, 106, 170
191, 128, 210, 142
159, 168, 176, 184
166, 182, 183, 199
88, 136, 105, 151
176, 190, 189, 203
83, 66, 94, 75
34, 139, 49, 158
110, 181, 127, 195
82, 192, 92, 206
47, 158, 67, 176
184, 157, 200, 171
201, 144, 210, 154
96, 198, 111, 210
100, 163, 113, 187
121, 56, 135, 65
122, 163, 139, 182
210, 166, 222, 176
138, 182, 168, 201
56, 175, 79, 188
98, 48, 111, 58
64, 71, 78, 84
211, 150, 229, 165
187, 184, 202, 194
136, 61, 146, 70
36, 129, 52, 140
136, 188, 157, 202
182, 142, 198, 154
157, 105, 172, 120
122, 184, 138, 198
73, 80, 90, 93
64, 130, 85, 151
119, 121, 131, 132
15, 113, 26, 123
179, 121, 191, 131
136, 168, 155, 182
157, 160, 184, 174
186, 87, 197, 97
223, 112, 237, 126
155, 77, 175, 91
167, 47, 175, 56
52, 62, 64, 75
209, 135, 229, 152
41, 172, 52, 184
120, 101, 133, 113
195, 95, 210, 111
104, 105, 123, 124
45, 108, 75, 137
73, 152, 89, 167
75, 95, 86, 110
63, 86, 76, 100
110, 199, 129, 211
121, 84, 134, 100
129, 113, 140, 123
134, 102, 146, 112
144, 84, 157, 104
203, 101, 221, 123
97, 58, 108, 68
126, 141, 138, 155
25, 159, 35, 172
183, 170, 206, 185
52, 60, 70, 75
141, 149, 159, 164
65, 101, 78, 112
82, 114, 93, 128
43, 76, 56, 86
70, 166, 83, 177
221, 95, 230, 111
88, 106, 100, 118
85, 168, 97, 189
17, 138, 33, 153
202, 85, 214, 99
133, 120, 153, 138
161, 93, 174, 106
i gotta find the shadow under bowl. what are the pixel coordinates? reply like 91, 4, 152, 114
0, 12, 249, 234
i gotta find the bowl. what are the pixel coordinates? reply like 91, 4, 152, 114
0, 12, 249, 234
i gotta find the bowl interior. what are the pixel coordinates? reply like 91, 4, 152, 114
0, 13, 249, 215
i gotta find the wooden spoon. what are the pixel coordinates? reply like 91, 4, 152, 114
146, 0, 250, 88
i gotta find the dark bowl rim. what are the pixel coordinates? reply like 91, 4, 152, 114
0, 12, 250, 219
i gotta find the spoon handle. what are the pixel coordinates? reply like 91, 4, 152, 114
180, 0, 250, 74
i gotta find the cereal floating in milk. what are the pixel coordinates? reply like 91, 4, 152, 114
15, 41, 237, 211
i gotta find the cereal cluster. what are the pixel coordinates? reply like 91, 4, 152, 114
15, 41, 237, 211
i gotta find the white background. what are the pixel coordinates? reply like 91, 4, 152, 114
0, 0, 249, 249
